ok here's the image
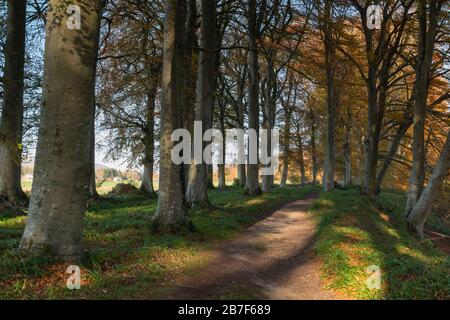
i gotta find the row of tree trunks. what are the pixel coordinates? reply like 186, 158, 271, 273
0, 0, 28, 207
185, 0, 217, 207
18, 0, 103, 261
357, 1, 412, 197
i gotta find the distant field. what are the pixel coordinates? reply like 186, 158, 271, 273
21, 181, 32, 193
21, 180, 148, 195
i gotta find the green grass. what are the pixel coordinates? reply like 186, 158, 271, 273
311, 188, 450, 300
0, 185, 318, 299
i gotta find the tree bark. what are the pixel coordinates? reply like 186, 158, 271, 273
406, 130, 450, 239
89, 36, 103, 201
140, 89, 157, 196
88, 108, 100, 200
279, 109, 292, 188
405, 0, 442, 217
375, 118, 412, 193
218, 92, 226, 190
18, 0, 102, 261
358, 1, 412, 197
322, 0, 336, 192
343, 106, 352, 187
244, 0, 261, 196
298, 134, 307, 186
261, 54, 276, 193
0, 0, 28, 207
185, 0, 217, 207
235, 67, 247, 187
152, 0, 193, 233
182, 0, 198, 186
310, 107, 318, 185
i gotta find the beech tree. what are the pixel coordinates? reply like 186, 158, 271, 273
405, 0, 445, 217
244, 0, 261, 196
0, 0, 27, 207
406, 129, 450, 239
320, 0, 338, 192
185, 0, 217, 208
152, 0, 193, 233
19, 0, 103, 261
346, 0, 414, 196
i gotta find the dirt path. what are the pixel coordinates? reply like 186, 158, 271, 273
168, 193, 340, 300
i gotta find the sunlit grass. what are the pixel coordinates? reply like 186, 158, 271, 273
311, 188, 450, 300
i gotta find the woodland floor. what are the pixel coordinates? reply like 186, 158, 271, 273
0, 185, 448, 299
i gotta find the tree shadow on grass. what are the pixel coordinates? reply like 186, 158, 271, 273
312, 189, 449, 299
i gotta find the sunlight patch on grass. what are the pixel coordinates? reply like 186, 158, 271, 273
311, 188, 450, 300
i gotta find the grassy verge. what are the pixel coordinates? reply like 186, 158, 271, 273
311, 188, 450, 299
0, 185, 318, 299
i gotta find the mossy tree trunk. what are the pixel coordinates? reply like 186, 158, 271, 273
19, 0, 103, 261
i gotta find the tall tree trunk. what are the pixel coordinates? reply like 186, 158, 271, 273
405, 0, 441, 217
343, 106, 352, 187
152, 0, 193, 233
322, 0, 336, 192
218, 95, 226, 190
310, 108, 318, 185
185, 0, 217, 207
279, 109, 292, 188
236, 69, 247, 187
140, 89, 157, 196
182, 0, 198, 186
361, 46, 381, 196
89, 42, 103, 201
88, 108, 100, 200
261, 55, 276, 193
298, 134, 307, 186
244, 0, 261, 196
18, 0, 102, 261
406, 130, 450, 239
0, 0, 28, 207
344, 142, 352, 187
